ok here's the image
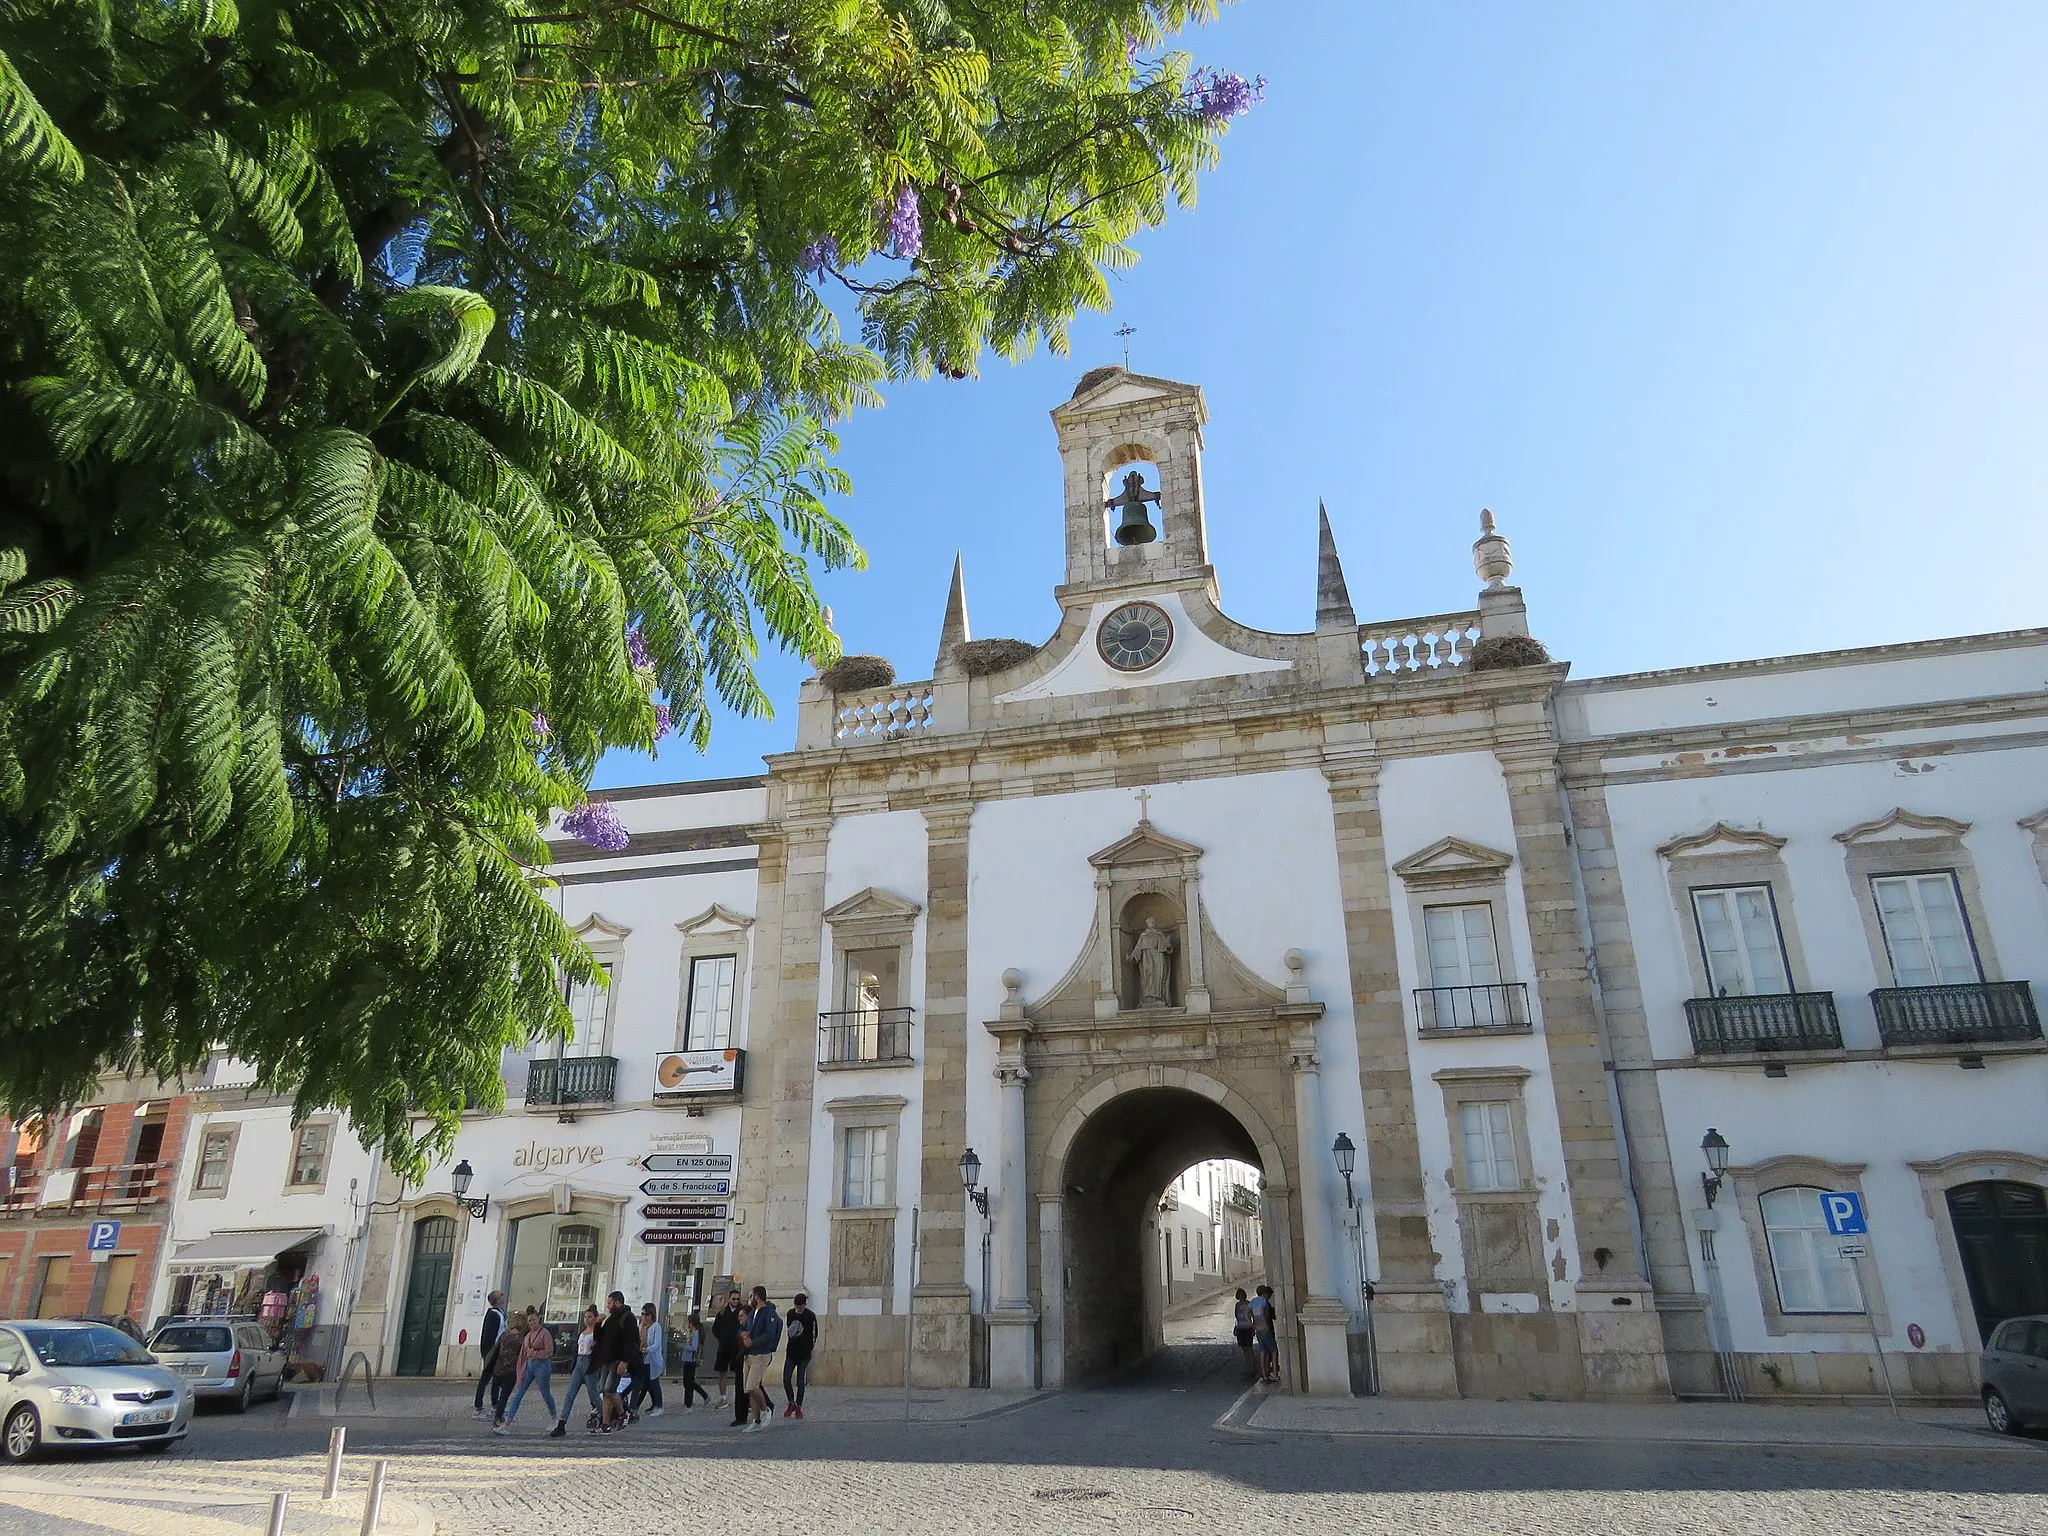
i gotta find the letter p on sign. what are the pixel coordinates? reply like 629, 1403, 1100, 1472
1821, 1192, 1867, 1235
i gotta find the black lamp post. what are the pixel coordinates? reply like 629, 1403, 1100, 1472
451, 1158, 489, 1221
959, 1148, 991, 1319
1701, 1128, 1730, 1209
1331, 1133, 1358, 1210
1330, 1130, 1377, 1392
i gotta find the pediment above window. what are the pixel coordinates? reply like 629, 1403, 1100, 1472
676, 903, 752, 938
1832, 808, 1971, 845
1391, 836, 1515, 889
822, 887, 923, 929
1088, 823, 1205, 871
1655, 823, 1788, 860
573, 912, 632, 941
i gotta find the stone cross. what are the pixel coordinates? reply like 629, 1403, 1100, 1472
1135, 787, 1152, 823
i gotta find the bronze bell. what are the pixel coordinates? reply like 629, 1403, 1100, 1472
1107, 469, 1161, 546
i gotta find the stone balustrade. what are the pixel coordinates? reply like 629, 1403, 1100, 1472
1357, 611, 1482, 677
833, 681, 937, 741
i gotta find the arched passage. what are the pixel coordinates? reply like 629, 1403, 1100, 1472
1048, 1081, 1288, 1384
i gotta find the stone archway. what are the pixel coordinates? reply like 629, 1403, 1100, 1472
1038, 1068, 1299, 1388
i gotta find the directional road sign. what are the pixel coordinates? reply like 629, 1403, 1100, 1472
1837, 1243, 1867, 1259
644, 1153, 733, 1174
1821, 1191, 1867, 1236
641, 1203, 727, 1222
639, 1177, 732, 1199
640, 1226, 729, 1247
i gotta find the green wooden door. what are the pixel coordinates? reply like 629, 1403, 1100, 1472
395, 1216, 458, 1376
1949, 1181, 2048, 1343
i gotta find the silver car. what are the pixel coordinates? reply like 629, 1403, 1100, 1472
145, 1318, 288, 1411
1981, 1314, 2048, 1434
0, 1320, 191, 1462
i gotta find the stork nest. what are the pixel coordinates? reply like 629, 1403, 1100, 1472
1467, 634, 1553, 671
955, 638, 1040, 677
818, 654, 895, 693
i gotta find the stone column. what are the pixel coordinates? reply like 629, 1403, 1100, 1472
734, 809, 830, 1299
1496, 741, 1670, 1399
1288, 1031, 1355, 1396
912, 802, 975, 1386
985, 1052, 1039, 1387
1322, 751, 1459, 1397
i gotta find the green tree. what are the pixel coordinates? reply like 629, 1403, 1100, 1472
0, 0, 1257, 1172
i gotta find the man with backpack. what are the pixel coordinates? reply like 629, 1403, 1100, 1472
739, 1286, 782, 1432
592, 1290, 644, 1433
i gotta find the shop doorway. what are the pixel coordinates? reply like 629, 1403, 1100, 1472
1055, 1086, 1278, 1388
1948, 1180, 2048, 1343
395, 1216, 458, 1375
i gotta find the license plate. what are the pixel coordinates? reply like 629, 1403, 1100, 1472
174, 1362, 207, 1375
122, 1407, 176, 1426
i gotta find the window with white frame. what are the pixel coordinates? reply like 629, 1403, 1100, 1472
1457, 1101, 1520, 1192
1180, 1227, 1189, 1267
1759, 1186, 1865, 1313
841, 1126, 889, 1209
561, 961, 614, 1057
1691, 885, 1791, 996
1871, 873, 1980, 986
684, 955, 738, 1049
1424, 903, 1502, 988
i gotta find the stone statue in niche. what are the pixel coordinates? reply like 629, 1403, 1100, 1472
1128, 917, 1177, 1007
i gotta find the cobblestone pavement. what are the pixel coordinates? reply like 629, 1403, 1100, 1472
5, 1340, 2046, 1536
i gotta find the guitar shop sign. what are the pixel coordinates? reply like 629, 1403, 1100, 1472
652, 1048, 745, 1099
512, 1142, 606, 1172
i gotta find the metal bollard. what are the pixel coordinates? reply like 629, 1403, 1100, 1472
324, 1426, 347, 1500
357, 1459, 389, 1536
267, 1492, 289, 1536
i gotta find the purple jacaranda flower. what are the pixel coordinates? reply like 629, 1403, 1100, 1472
884, 185, 922, 260
561, 801, 630, 851
653, 702, 672, 741
797, 237, 840, 274
1183, 67, 1265, 121
626, 625, 652, 670
1125, 35, 1140, 66
532, 711, 551, 737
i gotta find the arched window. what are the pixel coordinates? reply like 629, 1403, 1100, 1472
1760, 1186, 1864, 1313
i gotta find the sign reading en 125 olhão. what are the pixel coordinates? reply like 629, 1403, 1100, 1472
1821, 1191, 1867, 1236
643, 1153, 734, 1174
639, 1177, 732, 1199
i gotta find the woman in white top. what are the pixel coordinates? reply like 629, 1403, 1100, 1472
550, 1305, 602, 1438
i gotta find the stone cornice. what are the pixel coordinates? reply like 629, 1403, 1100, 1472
1656, 822, 1788, 859
1833, 807, 1971, 844
1561, 626, 2048, 696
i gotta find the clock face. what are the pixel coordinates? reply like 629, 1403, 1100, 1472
1096, 601, 1174, 671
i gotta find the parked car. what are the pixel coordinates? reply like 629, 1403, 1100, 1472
62, 1315, 145, 1343
0, 1319, 191, 1462
1981, 1314, 2048, 1434
144, 1318, 288, 1412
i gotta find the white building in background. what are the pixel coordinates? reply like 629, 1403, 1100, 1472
154, 368, 2045, 1406
1161, 1158, 1262, 1304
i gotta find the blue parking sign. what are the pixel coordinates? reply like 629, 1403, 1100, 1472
1820, 1192, 1866, 1235
87, 1219, 120, 1252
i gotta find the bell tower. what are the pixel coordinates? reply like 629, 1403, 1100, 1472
1049, 368, 1211, 602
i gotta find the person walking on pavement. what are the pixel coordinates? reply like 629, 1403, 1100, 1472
1231, 1288, 1256, 1377
631, 1302, 666, 1417
594, 1290, 644, 1433
781, 1292, 817, 1420
1251, 1283, 1280, 1384
499, 1306, 558, 1433
549, 1305, 602, 1438
739, 1286, 782, 1433
711, 1289, 744, 1410
677, 1308, 709, 1410
471, 1290, 507, 1419
486, 1310, 524, 1427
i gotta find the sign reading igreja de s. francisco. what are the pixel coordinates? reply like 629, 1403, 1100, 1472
511, 1142, 606, 1171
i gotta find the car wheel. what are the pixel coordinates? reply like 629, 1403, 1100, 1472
1, 1403, 39, 1464
233, 1375, 253, 1414
1984, 1387, 2023, 1435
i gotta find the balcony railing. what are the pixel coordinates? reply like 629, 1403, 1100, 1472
1225, 1183, 1261, 1213
1, 1161, 171, 1219
818, 1007, 916, 1068
1685, 992, 1843, 1055
524, 1054, 619, 1108
1416, 983, 1532, 1032
1873, 982, 2042, 1047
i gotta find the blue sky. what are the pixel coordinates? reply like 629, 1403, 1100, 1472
600, 1, 2048, 789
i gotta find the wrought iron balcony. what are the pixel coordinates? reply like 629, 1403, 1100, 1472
1685, 992, 1842, 1055
1415, 982, 1532, 1032
524, 1054, 619, 1108
1873, 982, 2042, 1047
818, 1007, 915, 1068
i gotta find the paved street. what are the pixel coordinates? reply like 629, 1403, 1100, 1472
4, 1329, 2045, 1536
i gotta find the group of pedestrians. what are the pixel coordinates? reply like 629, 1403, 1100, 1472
1232, 1284, 1281, 1383
468, 1283, 819, 1437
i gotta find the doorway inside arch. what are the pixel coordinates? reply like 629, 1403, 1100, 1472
1057, 1087, 1276, 1386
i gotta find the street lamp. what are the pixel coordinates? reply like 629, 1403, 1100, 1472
450, 1159, 489, 1221
1700, 1128, 1730, 1209
1331, 1133, 1357, 1210
1331, 1131, 1377, 1393
959, 1148, 991, 1324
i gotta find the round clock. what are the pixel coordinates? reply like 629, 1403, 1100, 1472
1096, 601, 1174, 671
